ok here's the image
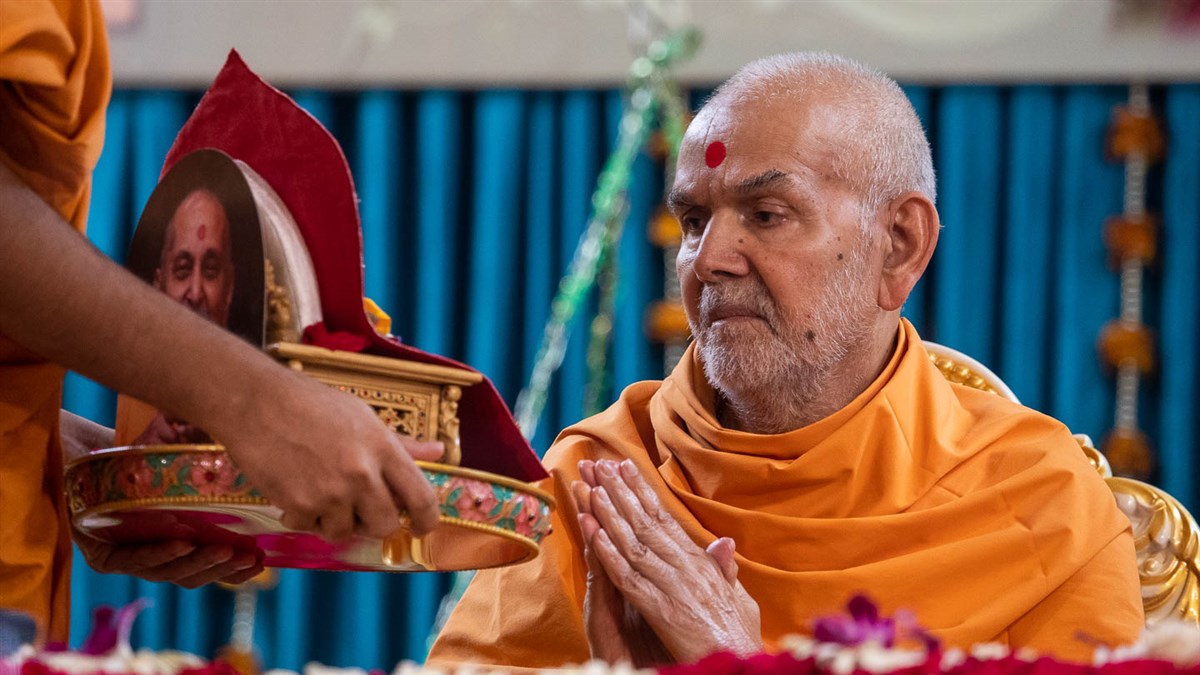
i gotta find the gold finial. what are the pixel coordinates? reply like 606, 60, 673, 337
264, 258, 297, 344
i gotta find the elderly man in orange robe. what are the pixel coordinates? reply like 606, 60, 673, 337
429, 52, 1143, 666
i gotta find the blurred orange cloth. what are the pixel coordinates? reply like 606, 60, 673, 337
0, 0, 110, 644
430, 320, 1142, 666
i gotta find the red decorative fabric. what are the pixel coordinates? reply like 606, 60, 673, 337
301, 322, 371, 354
161, 51, 545, 481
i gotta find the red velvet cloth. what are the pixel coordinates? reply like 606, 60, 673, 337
161, 51, 545, 482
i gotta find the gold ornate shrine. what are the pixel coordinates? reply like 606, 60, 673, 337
267, 342, 480, 467
83, 136, 552, 574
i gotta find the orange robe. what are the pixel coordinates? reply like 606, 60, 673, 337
0, 0, 110, 643
430, 320, 1142, 666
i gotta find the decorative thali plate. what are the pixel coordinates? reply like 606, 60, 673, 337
65, 445, 555, 573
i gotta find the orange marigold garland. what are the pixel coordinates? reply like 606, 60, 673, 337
645, 202, 688, 369
1098, 83, 1163, 480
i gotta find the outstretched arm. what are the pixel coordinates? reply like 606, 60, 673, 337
0, 160, 441, 579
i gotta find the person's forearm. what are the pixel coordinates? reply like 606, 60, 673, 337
0, 160, 282, 436
4, 158, 445, 551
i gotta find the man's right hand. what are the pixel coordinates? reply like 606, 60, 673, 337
68, 372, 442, 586
571, 459, 762, 664
572, 464, 674, 667
216, 371, 443, 543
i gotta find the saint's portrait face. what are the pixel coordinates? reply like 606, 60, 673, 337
122, 149, 264, 448
153, 189, 236, 327
669, 95, 882, 400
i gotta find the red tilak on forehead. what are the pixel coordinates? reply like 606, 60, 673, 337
197, 224, 207, 241
705, 141, 726, 168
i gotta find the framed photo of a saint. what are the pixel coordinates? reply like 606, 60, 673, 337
116, 149, 265, 446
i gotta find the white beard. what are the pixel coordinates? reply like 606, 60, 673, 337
690, 239, 878, 433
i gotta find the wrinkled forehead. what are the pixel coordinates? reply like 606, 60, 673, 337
676, 97, 845, 189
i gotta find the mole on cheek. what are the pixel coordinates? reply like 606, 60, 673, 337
805, 330, 815, 341
837, 253, 844, 261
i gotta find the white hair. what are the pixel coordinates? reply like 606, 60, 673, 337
706, 52, 937, 212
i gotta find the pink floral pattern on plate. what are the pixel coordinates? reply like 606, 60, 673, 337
426, 470, 553, 543
66, 451, 259, 512
66, 449, 553, 544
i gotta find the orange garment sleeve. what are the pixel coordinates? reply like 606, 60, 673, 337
0, 0, 110, 644
0, 0, 110, 233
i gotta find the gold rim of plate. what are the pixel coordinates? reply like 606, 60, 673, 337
66, 444, 555, 507
70, 497, 543, 567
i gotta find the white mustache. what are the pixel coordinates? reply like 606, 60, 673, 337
698, 284, 778, 330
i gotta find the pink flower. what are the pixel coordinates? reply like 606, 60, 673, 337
116, 461, 156, 498
70, 466, 102, 508
80, 599, 148, 655
452, 480, 499, 521
20, 661, 55, 675
812, 595, 939, 651
187, 457, 239, 496
659, 651, 744, 675
513, 494, 542, 537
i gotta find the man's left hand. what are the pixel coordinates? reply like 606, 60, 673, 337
59, 410, 114, 462
574, 459, 762, 664
73, 529, 263, 589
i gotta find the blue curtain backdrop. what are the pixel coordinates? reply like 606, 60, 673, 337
62, 83, 1200, 669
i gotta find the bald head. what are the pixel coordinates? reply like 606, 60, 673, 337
670, 52, 942, 432
704, 52, 935, 213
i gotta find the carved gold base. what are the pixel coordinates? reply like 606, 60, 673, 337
267, 342, 482, 466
